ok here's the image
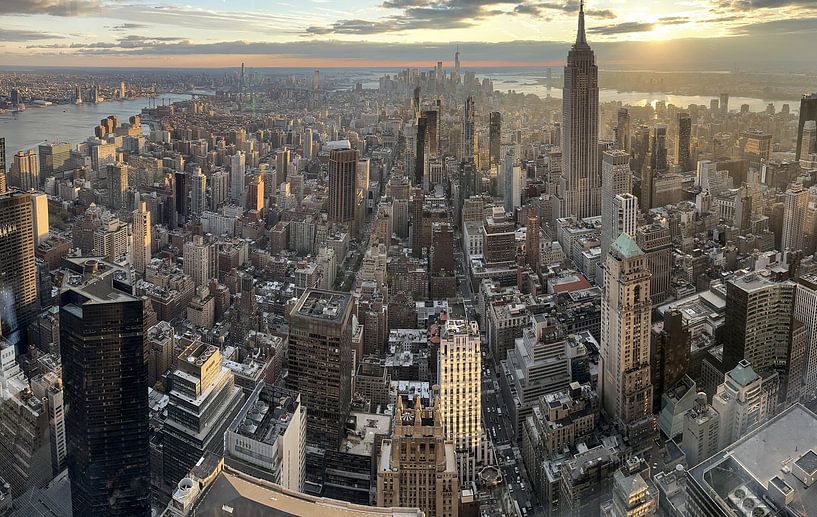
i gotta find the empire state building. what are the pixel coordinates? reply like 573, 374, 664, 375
557, 1, 600, 220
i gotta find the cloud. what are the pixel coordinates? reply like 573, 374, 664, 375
0, 28, 63, 41
588, 17, 689, 35
717, 0, 817, 9
729, 16, 817, 34
512, 1, 615, 18
2, 0, 101, 16
110, 23, 148, 31
307, 0, 519, 35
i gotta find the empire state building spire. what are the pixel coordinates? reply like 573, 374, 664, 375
576, 0, 588, 47
557, 0, 600, 220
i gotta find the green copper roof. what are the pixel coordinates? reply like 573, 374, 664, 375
728, 361, 760, 387
611, 233, 643, 259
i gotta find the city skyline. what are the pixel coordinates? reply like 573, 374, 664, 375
0, 0, 815, 69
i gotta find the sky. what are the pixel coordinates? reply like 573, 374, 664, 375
0, 0, 816, 70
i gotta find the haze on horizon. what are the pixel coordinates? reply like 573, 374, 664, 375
0, 0, 815, 71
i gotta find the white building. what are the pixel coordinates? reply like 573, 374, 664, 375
438, 319, 486, 483
132, 201, 151, 275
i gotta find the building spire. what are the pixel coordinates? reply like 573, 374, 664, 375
576, 0, 588, 47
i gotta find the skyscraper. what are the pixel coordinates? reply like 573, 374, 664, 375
438, 319, 484, 482
0, 190, 38, 347
31, 191, 49, 246
782, 183, 808, 252
108, 163, 128, 211
677, 113, 692, 171
10, 150, 39, 191
650, 124, 668, 173
132, 201, 151, 275
558, 2, 600, 220
190, 167, 206, 216
526, 212, 540, 271
795, 93, 817, 160
415, 114, 427, 187
615, 108, 630, 153
59, 257, 151, 516
600, 149, 632, 258
183, 234, 216, 288
38, 142, 71, 179
228, 151, 245, 203
721, 273, 795, 373
719, 92, 729, 116
287, 289, 353, 450
0, 137, 6, 194
376, 394, 459, 517
489, 111, 501, 167
328, 146, 359, 227
601, 234, 655, 441
461, 96, 475, 163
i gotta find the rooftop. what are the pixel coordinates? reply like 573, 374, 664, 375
292, 289, 351, 321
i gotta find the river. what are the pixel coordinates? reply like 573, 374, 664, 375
0, 94, 192, 156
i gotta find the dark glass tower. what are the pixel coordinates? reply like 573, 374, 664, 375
59, 257, 151, 516
489, 111, 501, 167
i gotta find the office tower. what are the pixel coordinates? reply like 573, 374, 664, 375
10, 150, 39, 190
303, 127, 313, 160
453, 45, 461, 83
287, 289, 353, 450
526, 212, 540, 271
415, 114, 427, 187
461, 96, 475, 163
183, 234, 216, 287
503, 150, 521, 214
489, 111, 501, 167
376, 394, 459, 517
600, 150, 632, 257
275, 148, 291, 186
740, 129, 771, 170
312, 69, 320, 90
631, 125, 650, 176
558, 2, 600, 220
146, 321, 174, 387
161, 341, 243, 492
107, 163, 128, 210
423, 109, 439, 156
38, 142, 71, 179
782, 183, 808, 252
0, 366, 52, 497
0, 137, 6, 193
680, 392, 720, 467
677, 113, 692, 171
210, 170, 229, 209
31, 191, 49, 246
722, 273, 795, 373
225, 383, 305, 490
59, 257, 151, 516
560, 441, 621, 516
795, 275, 817, 398
635, 224, 671, 305
650, 309, 691, 412
711, 360, 772, 449
190, 167, 206, 216
228, 151, 245, 203
649, 124, 668, 173
438, 319, 483, 483
801, 120, 817, 167
328, 146, 359, 227
795, 93, 817, 159
30, 371, 67, 476
606, 194, 638, 263
430, 221, 454, 274
601, 234, 655, 441
132, 201, 151, 275
92, 215, 128, 262
410, 187, 423, 258
615, 108, 630, 153
246, 173, 264, 212
0, 190, 38, 347
719, 92, 729, 116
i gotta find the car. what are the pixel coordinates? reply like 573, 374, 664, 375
509, 485, 514, 493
